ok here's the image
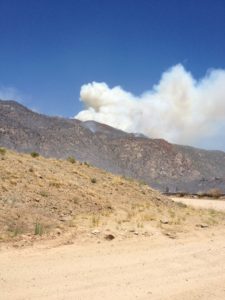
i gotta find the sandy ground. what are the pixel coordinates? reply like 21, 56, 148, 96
1, 230, 225, 300
1, 151, 225, 299
172, 197, 225, 211
1, 198, 225, 300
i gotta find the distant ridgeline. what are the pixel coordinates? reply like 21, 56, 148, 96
1, 99, 225, 194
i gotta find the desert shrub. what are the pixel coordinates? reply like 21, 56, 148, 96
49, 181, 61, 188
39, 190, 49, 197
67, 156, 76, 164
34, 222, 43, 235
207, 188, 223, 199
198, 188, 223, 199
9, 224, 24, 237
176, 201, 187, 208
139, 180, 147, 186
0, 147, 6, 155
122, 176, 134, 182
91, 178, 97, 183
72, 196, 79, 204
178, 192, 185, 197
30, 151, 39, 158
91, 215, 100, 227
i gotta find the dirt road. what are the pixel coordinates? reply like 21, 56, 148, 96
172, 197, 225, 211
1, 231, 225, 300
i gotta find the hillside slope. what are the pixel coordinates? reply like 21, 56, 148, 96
1, 100, 225, 193
1, 149, 225, 246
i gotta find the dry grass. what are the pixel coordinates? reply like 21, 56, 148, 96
0, 148, 225, 245
197, 188, 223, 199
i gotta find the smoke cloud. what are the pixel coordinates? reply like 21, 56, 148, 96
75, 64, 225, 145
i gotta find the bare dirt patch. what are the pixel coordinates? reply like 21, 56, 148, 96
1, 231, 225, 300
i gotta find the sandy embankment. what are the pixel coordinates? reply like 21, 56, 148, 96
172, 197, 225, 211
1, 231, 225, 300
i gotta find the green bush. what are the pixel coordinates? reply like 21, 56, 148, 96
67, 156, 76, 164
30, 151, 39, 158
91, 178, 97, 183
0, 147, 6, 155
34, 222, 43, 235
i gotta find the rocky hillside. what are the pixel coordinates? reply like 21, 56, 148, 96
1, 99, 225, 193
1, 149, 224, 245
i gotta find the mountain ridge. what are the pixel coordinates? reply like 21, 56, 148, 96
1, 99, 225, 193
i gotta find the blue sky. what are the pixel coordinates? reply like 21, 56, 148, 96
0, 0, 225, 149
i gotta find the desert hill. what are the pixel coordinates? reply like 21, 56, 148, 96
1, 100, 225, 193
0, 148, 224, 245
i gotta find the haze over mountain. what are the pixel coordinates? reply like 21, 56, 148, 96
1, 99, 225, 193
76, 64, 225, 148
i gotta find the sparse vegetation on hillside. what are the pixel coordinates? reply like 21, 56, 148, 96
2, 100, 225, 195
91, 177, 97, 183
198, 188, 223, 199
30, 151, 39, 158
0, 148, 225, 246
67, 156, 76, 164
207, 188, 223, 198
0, 147, 6, 155
34, 222, 43, 235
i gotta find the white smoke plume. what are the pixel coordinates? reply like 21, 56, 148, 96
75, 64, 225, 145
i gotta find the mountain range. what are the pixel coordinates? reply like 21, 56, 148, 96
1, 99, 225, 193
